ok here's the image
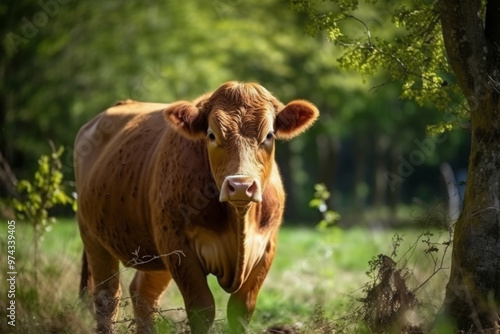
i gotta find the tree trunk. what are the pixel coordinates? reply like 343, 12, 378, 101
441, 109, 500, 330
373, 133, 389, 208
438, 0, 500, 330
388, 147, 401, 225
353, 137, 367, 209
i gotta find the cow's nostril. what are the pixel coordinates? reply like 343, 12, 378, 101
228, 184, 235, 193
247, 181, 257, 196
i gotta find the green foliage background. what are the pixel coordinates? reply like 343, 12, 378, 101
1, 0, 470, 223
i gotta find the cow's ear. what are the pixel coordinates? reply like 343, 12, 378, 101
163, 101, 207, 140
275, 100, 319, 140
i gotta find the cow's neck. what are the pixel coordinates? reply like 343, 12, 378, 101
224, 203, 269, 292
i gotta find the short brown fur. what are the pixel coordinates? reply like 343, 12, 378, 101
75, 82, 318, 333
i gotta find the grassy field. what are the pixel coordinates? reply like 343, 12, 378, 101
0, 218, 452, 333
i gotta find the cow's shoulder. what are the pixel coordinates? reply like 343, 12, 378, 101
77, 101, 170, 140
75, 101, 171, 177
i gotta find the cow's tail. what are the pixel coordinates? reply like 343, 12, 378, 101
79, 250, 93, 299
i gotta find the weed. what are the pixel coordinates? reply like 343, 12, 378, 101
361, 254, 419, 333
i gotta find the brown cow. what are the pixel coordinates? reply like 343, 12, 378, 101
75, 81, 318, 333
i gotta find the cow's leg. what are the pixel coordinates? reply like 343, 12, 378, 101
129, 270, 172, 334
227, 242, 275, 333
83, 240, 122, 333
166, 249, 215, 334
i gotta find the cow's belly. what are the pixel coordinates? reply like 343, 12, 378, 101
78, 209, 167, 271
188, 228, 269, 293
110, 235, 167, 271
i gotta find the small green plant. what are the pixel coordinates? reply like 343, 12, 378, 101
13, 144, 76, 237
12, 143, 76, 287
309, 183, 341, 229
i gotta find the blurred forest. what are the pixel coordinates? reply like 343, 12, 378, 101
1, 0, 470, 225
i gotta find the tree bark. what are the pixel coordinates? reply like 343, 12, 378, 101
438, 0, 500, 330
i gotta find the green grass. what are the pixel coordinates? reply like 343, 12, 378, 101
0, 219, 452, 333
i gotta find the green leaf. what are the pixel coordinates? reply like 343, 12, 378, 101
12, 146, 75, 241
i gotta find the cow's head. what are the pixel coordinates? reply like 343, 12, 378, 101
163, 82, 318, 207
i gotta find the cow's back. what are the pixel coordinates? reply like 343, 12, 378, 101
75, 101, 173, 268
75, 101, 170, 182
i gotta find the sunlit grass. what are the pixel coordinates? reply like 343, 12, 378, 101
0, 219, 451, 333
0, 218, 93, 334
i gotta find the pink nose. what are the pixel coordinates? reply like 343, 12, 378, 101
219, 175, 262, 204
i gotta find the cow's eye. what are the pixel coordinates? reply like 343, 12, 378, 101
265, 131, 274, 141
261, 131, 274, 147
207, 131, 216, 141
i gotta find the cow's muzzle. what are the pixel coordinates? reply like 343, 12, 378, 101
219, 175, 262, 204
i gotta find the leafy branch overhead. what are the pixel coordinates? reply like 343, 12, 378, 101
292, 0, 468, 133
